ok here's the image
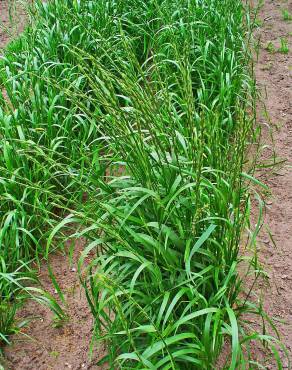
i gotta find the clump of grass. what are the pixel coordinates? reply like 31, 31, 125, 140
265, 41, 276, 53
0, 0, 105, 339
278, 37, 289, 54
254, 17, 263, 28
282, 9, 292, 21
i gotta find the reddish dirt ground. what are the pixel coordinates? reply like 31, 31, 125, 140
254, 0, 292, 367
0, 0, 26, 51
0, 0, 291, 369
2, 239, 104, 370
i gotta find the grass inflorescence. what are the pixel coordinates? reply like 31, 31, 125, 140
0, 0, 288, 368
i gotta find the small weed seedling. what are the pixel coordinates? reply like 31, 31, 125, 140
282, 9, 292, 21
254, 17, 263, 28
265, 41, 276, 53
261, 62, 273, 71
50, 351, 60, 358
278, 38, 289, 54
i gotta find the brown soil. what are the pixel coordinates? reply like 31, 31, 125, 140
254, 0, 292, 367
2, 239, 106, 370
0, 0, 26, 51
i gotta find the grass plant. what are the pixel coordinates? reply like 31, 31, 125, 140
265, 41, 276, 53
282, 9, 292, 21
278, 37, 289, 54
0, 0, 288, 368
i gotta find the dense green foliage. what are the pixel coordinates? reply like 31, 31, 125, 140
0, 0, 288, 368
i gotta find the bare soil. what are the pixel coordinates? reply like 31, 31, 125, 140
0, 0, 291, 369
0, 0, 26, 51
254, 0, 292, 367
2, 239, 105, 370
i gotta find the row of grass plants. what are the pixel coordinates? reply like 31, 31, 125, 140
0, 0, 288, 368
